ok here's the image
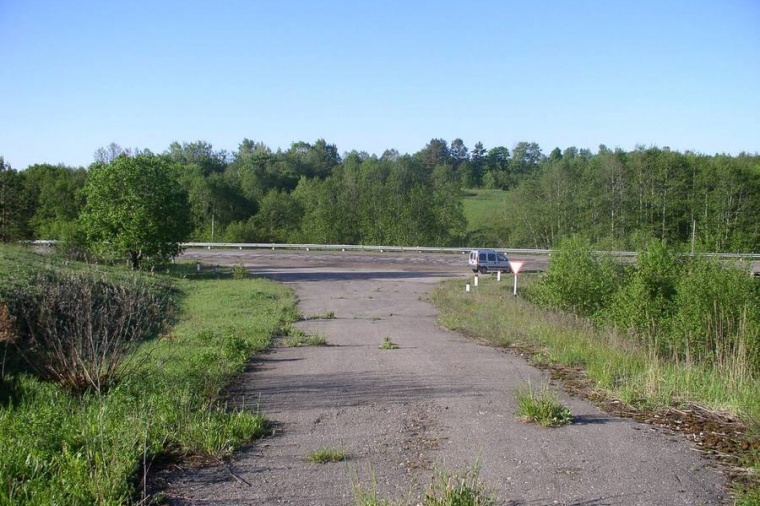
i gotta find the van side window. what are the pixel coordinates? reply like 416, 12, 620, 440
487, 253, 495, 261
479, 253, 486, 261
497, 254, 506, 261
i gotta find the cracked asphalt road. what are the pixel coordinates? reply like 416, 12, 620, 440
159, 249, 726, 505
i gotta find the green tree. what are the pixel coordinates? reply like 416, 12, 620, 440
252, 189, 303, 242
484, 146, 511, 189
21, 163, 87, 240
510, 141, 543, 177
286, 139, 341, 180
449, 138, 469, 167
93, 142, 143, 164
469, 141, 487, 187
548, 147, 562, 162
415, 138, 450, 170
228, 139, 272, 200
80, 154, 192, 269
0, 158, 29, 242
166, 140, 228, 176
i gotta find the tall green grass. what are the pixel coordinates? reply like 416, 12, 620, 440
0, 247, 298, 505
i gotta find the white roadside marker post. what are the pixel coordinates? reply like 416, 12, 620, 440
508, 261, 525, 297
497, 270, 501, 282
466, 283, 471, 292
474, 275, 479, 287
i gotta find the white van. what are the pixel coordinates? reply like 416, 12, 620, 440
468, 249, 511, 274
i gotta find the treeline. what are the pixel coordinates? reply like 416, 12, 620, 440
0, 139, 472, 249
488, 146, 760, 252
1, 138, 759, 254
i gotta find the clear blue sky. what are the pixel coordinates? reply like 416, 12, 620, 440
1, 0, 758, 169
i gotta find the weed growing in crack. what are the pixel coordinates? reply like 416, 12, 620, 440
379, 336, 399, 350
514, 383, 572, 427
284, 330, 328, 347
308, 446, 346, 463
423, 463, 495, 506
352, 462, 494, 506
303, 310, 336, 320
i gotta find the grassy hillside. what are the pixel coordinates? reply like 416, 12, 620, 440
0, 245, 298, 505
461, 189, 510, 247
462, 189, 508, 232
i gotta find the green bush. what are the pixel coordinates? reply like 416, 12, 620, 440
530, 238, 760, 375
669, 257, 760, 370
604, 241, 681, 346
526, 235, 621, 316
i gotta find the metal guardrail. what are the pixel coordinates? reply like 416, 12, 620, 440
31, 240, 760, 261
179, 242, 760, 260
181, 242, 474, 253
182, 242, 563, 256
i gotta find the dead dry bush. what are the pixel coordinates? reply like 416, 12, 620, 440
0, 303, 17, 382
10, 272, 173, 394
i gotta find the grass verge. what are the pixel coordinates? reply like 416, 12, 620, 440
431, 275, 760, 501
0, 248, 298, 505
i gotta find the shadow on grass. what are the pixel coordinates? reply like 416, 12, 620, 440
0, 374, 21, 407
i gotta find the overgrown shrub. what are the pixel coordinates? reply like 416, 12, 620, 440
669, 258, 760, 371
526, 235, 621, 316
53, 221, 92, 263
8, 272, 174, 394
533, 238, 760, 375
604, 241, 681, 346
0, 303, 17, 383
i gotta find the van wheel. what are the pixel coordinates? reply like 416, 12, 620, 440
472, 268, 479, 273
479, 266, 488, 275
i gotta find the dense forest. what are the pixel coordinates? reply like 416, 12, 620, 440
1, 138, 759, 256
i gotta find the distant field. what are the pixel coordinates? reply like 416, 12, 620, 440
462, 189, 508, 232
